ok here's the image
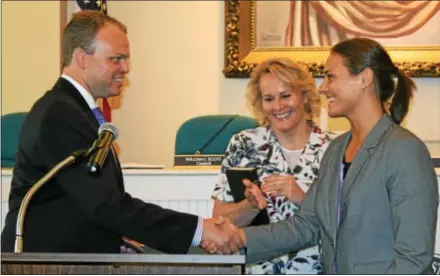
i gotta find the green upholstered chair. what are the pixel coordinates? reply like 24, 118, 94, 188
1, 112, 28, 168
175, 115, 259, 156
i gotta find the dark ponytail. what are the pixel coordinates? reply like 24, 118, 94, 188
390, 68, 415, 125
331, 38, 416, 125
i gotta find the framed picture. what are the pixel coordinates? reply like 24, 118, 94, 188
224, 0, 440, 78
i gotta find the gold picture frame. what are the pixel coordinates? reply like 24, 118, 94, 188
223, 0, 440, 78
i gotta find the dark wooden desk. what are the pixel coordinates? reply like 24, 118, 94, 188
1, 252, 245, 274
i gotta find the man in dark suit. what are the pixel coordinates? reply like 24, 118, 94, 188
1, 11, 237, 254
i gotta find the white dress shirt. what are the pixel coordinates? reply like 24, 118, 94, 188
61, 74, 97, 110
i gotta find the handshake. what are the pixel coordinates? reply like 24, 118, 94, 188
200, 216, 246, 255
200, 178, 266, 254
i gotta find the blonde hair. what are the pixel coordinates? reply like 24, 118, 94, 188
246, 58, 320, 126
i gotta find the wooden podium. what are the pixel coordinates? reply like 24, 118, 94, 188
1, 252, 245, 274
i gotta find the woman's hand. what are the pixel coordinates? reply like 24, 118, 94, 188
243, 179, 267, 210
261, 174, 305, 204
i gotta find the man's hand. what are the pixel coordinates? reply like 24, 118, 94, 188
201, 216, 236, 252
261, 174, 305, 204
200, 216, 243, 254
201, 228, 247, 255
243, 179, 267, 210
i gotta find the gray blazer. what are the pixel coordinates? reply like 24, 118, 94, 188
244, 115, 438, 274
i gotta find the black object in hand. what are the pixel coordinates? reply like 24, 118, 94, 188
225, 167, 269, 226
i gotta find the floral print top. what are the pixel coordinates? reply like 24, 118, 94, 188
212, 122, 334, 274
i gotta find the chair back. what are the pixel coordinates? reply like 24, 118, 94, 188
175, 115, 259, 155
1, 112, 28, 168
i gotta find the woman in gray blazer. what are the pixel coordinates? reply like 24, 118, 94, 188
210, 38, 438, 274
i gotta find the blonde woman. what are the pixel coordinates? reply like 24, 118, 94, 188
211, 58, 334, 274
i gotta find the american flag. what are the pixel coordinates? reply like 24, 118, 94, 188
76, 0, 112, 122
76, 0, 107, 15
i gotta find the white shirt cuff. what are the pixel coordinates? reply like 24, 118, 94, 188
191, 217, 204, 247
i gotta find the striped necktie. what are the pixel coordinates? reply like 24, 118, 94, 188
91, 107, 118, 167
92, 107, 106, 126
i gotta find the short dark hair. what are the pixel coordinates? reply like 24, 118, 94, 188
331, 38, 415, 125
62, 10, 127, 67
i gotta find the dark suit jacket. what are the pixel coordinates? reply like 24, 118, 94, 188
1, 78, 198, 254
244, 115, 438, 274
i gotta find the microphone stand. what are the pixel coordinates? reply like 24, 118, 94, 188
14, 147, 99, 253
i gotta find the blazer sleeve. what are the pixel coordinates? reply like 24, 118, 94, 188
38, 102, 198, 254
244, 156, 323, 263
385, 137, 438, 274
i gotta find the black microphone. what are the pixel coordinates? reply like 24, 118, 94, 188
87, 122, 119, 174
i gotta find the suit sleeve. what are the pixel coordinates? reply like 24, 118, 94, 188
39, 102, 198, 254
244, 146, 327, 263
385, 137, 438, 274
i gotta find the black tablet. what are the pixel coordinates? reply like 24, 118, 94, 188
226, 167, 259, 203
225, 167, 270, 226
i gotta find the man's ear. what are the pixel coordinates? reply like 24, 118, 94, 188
360, 67, 374, 88
72, 48, 89, 70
